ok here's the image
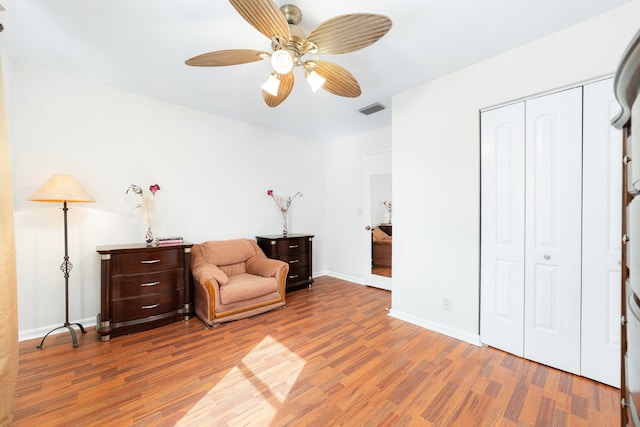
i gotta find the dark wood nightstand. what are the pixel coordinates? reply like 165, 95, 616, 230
378, 224, 392, 236
256, 234, 314, 292
96, 242, 193, 341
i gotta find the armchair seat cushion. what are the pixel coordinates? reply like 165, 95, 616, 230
220, 273, 279, 305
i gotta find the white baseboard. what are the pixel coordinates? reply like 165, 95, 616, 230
388, 309, 482, 347
19, 316, 97, 342
315, 270, 365, 286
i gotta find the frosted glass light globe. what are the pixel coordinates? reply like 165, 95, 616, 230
271, 50, 294, 74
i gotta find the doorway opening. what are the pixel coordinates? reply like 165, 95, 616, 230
370, 173, 392, 278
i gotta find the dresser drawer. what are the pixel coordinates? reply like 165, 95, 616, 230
112, 270, 183, 299
111, 249, 182, 275
278, 253, 308, 269
112, 289, 184, 323
275, 237, 307, 255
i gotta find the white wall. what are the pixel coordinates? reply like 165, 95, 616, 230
391, 0, 640, 344
9, 63, 327, 340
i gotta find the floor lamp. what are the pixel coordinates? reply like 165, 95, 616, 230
29, 174, 95, 349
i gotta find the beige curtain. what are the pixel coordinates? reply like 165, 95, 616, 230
0, 56, 18, 426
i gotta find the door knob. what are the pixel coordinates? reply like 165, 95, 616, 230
365, 225, 371, 230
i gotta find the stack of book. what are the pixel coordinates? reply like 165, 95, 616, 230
155, 236, 184, 246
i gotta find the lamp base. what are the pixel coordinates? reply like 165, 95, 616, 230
36, 322, 87, 349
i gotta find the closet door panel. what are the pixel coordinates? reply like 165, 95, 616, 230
480, 103, 525, 356
524, 88, 583, 375
582, 78, 621, 387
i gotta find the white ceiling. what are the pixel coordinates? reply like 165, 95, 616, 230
0, 0, 632, 142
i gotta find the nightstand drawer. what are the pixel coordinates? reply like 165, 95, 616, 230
287, 266, 308, 283
111, 249, 182, 275
275, 237, 307, 255
112, 289, 184, 323
112, 270, 183, 298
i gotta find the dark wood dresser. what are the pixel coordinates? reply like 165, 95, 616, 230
256, 234, 314, 292
96, 242, 193, 341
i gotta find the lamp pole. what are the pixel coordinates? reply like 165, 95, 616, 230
36, 200, 87, 349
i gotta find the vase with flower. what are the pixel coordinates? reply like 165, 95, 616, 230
267, 189, 302, 236
127, 183, 160, 245
383, 200, 392, 224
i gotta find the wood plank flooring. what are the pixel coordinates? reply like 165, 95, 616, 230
371, 266, 392, 278
12, 276, 619, 426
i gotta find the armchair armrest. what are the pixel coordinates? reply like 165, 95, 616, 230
191, 262, 228, 286
246, 257, 288, 278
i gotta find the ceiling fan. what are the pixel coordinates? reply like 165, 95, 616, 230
185, 0, 392, 107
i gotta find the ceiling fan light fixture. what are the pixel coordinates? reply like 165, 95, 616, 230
271, 49, 294, 74
261, 73, 280, 96
185, 3, 393, 107
306, 70, 326, 93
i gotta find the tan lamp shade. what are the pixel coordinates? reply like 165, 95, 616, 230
29, 174, 95, 203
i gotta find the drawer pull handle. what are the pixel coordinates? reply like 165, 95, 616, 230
141, 259, 161, 264
289, 259, 299, 264
142, 304, 159, 309
141, 281, 160, 287
289, 245, 299, 249
289, 274, 299, 279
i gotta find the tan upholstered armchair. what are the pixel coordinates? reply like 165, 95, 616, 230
190, 239, 288, 326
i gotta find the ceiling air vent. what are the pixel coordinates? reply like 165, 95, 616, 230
358, 103, 386, 116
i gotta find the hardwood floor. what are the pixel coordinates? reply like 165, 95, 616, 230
13, 276, 619, 426
371, 266, 392, 278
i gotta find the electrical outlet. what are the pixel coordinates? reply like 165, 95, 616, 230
442, 297, 452, 311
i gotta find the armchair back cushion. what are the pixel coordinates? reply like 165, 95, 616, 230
198, 240, 258, 277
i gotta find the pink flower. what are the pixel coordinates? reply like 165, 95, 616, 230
126, 183, 161, 227
268, 190, 302, 214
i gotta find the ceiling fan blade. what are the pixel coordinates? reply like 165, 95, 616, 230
185, 49, 268, 67
312, 60, 361, 98
306, 14, 392, 55
263, 71, 294, 107
229, 0, 290, 41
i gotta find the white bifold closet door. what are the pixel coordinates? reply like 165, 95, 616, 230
480, 80, 621, 386
581, 78, 621, 387
523, 87, 583, 375
480, 102, 525, 357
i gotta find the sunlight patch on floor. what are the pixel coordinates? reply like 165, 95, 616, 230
177, 335, 305, 426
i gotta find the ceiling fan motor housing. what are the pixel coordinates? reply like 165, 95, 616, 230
280, 4, 302, 25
